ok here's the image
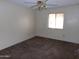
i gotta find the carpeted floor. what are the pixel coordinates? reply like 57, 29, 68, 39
0, 36, 79, 59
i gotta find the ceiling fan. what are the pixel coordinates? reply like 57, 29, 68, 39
24, 0, 57, 10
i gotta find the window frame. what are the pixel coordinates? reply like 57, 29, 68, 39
48, 13, 64, 30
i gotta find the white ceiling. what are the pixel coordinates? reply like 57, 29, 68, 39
8, 0, 79, 8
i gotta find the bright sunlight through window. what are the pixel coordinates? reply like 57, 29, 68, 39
48, 13, 64, 29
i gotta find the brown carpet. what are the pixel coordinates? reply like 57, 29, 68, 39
0, 36, 79, 59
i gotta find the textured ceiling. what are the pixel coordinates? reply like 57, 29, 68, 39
7, 0, 79, 8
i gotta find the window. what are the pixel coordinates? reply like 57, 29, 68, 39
48, 13, 64, 29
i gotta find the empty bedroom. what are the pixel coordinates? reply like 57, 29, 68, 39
0, 0, 79, 59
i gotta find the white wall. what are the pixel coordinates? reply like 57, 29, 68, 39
0, 0, 35, 50
35, 5, 79, 43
